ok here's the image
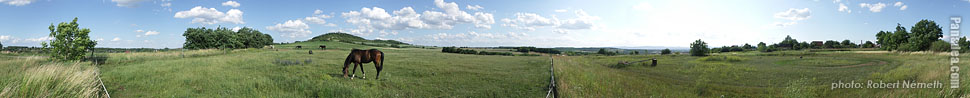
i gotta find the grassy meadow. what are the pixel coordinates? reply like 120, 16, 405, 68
554, 51, 970, 97
4, 41, 970, 97
1, 41, 552, 97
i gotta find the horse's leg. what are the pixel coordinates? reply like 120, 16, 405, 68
375, 62, 382, 79
359, 62, 366, 79
351, 63, 359, 79
342, 63, 349, 78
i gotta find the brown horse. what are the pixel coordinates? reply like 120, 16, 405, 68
343, 49, 385, 79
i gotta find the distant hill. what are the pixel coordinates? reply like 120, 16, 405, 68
308, 32, 409, 45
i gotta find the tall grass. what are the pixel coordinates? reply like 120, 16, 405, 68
0, 62, 106, 97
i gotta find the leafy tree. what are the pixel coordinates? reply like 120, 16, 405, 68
183, 27, 272, 49
661, 48, 672, 55
823, 40, 840, 48
799, 41, 811, 49
841, 40, 856, 48
862, 41, 876, 48
41, 18, 97, 61
960, 37, 970, 53
0, 40, 3, 49
742, 43, 753, 50
909, 20, 944, 51
875, 31, 890, 49
633, 50, 639, 55
598, 48, 607, 54
689, 39, 709, 56
779, 35, 798, 49
757, 42, 768, 52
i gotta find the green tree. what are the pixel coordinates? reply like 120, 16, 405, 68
742, 43, 753, 50
689, 39, 709, 56
757, 42, 767, 52
909, 20, 943, 51
183, 27, 272, 49
779, 35, 798, 49
841, 40, 856, 48
863, 41, 876, 48
823, 40, 839, 48
960, 37, 970, 53
875, 31, 891, 49
633, 50, 639, 55
661, 48, 672, 55
41, 18, 97, 61
799, 41, 811, 49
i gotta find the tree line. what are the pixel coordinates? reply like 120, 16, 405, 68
441, 47, 515, 56
182, 27, 273, 49
875, 20, 955, 52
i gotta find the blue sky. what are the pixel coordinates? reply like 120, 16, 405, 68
0, 0, 969, 48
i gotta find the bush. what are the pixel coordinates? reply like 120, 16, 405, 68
690, 39, 709, 56
661, 48, 672, 55
929, 40, 950, 52
0, 63, 105, 97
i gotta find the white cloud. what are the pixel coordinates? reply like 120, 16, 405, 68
144, 31, 159, 36
1, 0, 34, 6
222, 1, 240, 7
632, 2, 651, 11
554, 9, 567, 12
231, 26, 242, 32
96, 38, 104, 41
838, 3, 851, 13
894, 2, 907, 10
774, 8, 811, 21
174, 6, 245, 24
161, 3, 171, 7
339, 0, 496, 35
112, 37, 121, 41
552, 29, 568, 34
111, 0, 147, 7
24, 36, 51, 42
303, 14, 333, 25
501, 10, 599, 32
773, 8, 810, 27
466, 5, 483, 10
314, 9, 324, 14
501, 13, 558, 31
859, 3, 886, 12
557, 10, 599, 30
266, 20, 312, 38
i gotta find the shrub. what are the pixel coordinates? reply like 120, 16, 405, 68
690, 39, 709, 56
929, 40, 950, 52
0, 63, 105, 97
661, 48, 672, 55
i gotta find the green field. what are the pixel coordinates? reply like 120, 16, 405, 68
554, 51, 970, 97
1, 41, 551, 97
5, 41, 970, 97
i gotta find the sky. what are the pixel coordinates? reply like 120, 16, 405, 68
1, 0, 970, 48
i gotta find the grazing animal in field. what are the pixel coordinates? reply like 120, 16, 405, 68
296, 46, 302, 49
320, 45, 327, 49
309, 50, 313, 54
343, 49, 385, 79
